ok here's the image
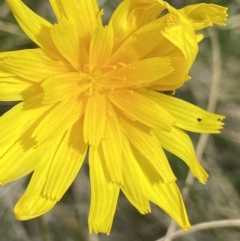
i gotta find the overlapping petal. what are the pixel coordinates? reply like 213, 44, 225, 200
108, 90, 175, 130
0, 134, 61, 185
109, 18, 166, 64
120, 117, 176, 183
0, 75, 40, 101
41, 72, 90, 104
51, 18, 81, 69
32, 96, 85, 143
84, 93, 106, 147
147, 56, 188, 90
154, 127, 208, 183
43, 118, 87, 200
5, 0, 60, 59
89, 147, 120, 234
101, 57, 173, 89
120, 141, 190, 230
101, 102, 123, 184
14, 161, 58, 220
111, 0, 165, 49
180, 4, 228, 31
162, 2, 198, 71
50, 0, 101, 34
0, 95, 52, 157
121, 136, 151, 214
89, 23, 114, 72
0, 49, 70, 82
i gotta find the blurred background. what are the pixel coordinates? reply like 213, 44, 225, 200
0, 0, 240, 240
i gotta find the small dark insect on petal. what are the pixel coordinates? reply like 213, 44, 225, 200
197, 118, 202, 122
159, 90, 176, 96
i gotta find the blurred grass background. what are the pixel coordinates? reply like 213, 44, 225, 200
0, 0, 240, 241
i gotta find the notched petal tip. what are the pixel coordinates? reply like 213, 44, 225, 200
196, 170, 209, 184
182, 223, 191, 231
181, 4, 228, 31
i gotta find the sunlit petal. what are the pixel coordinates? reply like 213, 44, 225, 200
41, 72, 90, 104
180, 4, 228, 30
109, 18, 166, 64
0, 76, 40, 101
51, 18, 81, 69
108, 90, 175, 130
101, 57, 173, 89
121, 136, 151, 214
84, 93, 106, 147
162, 2, 198, 71
0, 49, 70, 82
138, 89, 224, 133
14, 161, 57, 220
32, 96, 85, 143
0, 133, 65, 185
89, 23, 114, 72
89, 147, 120, 234
111, 0, 165, 49
6, 0, 60, 59
101, 102, 122, 183
133, 147, 191, 230
43, 118, 87, 200
121, 117, 176, 183
154, 127, 208, 183
0, 95, 52, 157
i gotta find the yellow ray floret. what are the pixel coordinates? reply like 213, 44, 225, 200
88, 146, 120, 234
100, 102, 123, 184
138, 89, 224, 133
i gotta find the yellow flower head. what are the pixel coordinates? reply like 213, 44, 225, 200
0, 0, 227, 234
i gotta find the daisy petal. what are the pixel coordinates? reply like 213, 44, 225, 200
32, 97, 85, 143
0, 76, 39, 101
0, 96, 52, 157
89, 147, 120, 234
0, 134, 61, 185
146, 56, 188, 90
121, 136, 151, 214
6, 0, 60, 59
111, 0, 165, 49
41, 72, 90, 104
108, 90, 175, 130
84, 93, 106, 147
14, 162, 57, 220
89, 23, 114, 71
162, 3, 198, 71
51, 18, 81, 69
154, 127, 208, 183
149, 182, 190, 230
43, 118, 87, 200
101, 57, 173, 89
110, 18, 166, 64
133, 146, 190, 230
50, 0, 102, 64
181, 4, 228, 30
50, 0, 84, 29
101, 102, 122, 183
139, 89, 225, 133
0, 49, 70, 82
73, 0, 102, 34
121, 117, 176, 183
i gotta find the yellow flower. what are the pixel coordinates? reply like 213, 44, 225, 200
0, 0, 227, 234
